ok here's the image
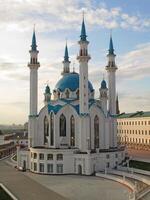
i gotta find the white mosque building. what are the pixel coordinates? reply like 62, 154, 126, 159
17, 17, 125, 175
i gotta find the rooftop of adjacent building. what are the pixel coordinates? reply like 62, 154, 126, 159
116, 111, 150, 119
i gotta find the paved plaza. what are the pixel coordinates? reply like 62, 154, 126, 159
0, 158, 132, 200
25, 172, 130, 200
0, 160, 67, 200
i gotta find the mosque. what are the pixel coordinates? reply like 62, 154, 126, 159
17, 17, 125, 175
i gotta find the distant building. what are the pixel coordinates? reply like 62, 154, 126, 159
117, 111, 150, 151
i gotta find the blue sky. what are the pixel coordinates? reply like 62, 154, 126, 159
0, 0, 150, 124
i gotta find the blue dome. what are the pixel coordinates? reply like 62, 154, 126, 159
55, 72, 94, 92
101, 80, 107, 89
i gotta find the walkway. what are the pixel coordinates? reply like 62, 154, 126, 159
0, 160, 67, 200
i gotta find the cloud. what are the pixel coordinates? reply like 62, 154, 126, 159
117, 42, 150, 80
0, 0, 149, 32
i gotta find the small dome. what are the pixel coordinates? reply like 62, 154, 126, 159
45, 85, 50, 94
55, 72, 94, 92
101, 80, 107, 89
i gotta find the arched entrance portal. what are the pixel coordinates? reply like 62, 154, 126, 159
78, 165, 82, 175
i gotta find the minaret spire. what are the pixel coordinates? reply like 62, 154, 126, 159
80, 11, 87, 42
105, 33, 117, 148
31, 25, 37, 51
28, 27, 40, 147
116, 94, 120, 114
109, 35, 114, 55
62, 40, 70, 75
77, 14, 91, 152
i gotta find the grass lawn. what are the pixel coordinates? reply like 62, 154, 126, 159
129, 160, 150, 171
0, 186, 13, 200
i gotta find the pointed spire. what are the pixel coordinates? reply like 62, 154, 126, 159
31, 25, 37, 51
64, 41, 69, 62
109, 34, 114, 55
80, 11, 87, 41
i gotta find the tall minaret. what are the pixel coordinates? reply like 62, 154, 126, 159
61, 42, 70, 75
77, 15, 91, 153
77, 15, 91, 114
28, 28, 40, 147
106, 35, 117, 148
106, 35, 117, 115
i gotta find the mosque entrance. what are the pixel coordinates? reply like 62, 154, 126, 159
78, 165, 82, 175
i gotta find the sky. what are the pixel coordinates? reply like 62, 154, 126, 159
0, 0, 150, 124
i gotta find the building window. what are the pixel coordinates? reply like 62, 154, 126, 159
44, 116, 49, 145
60, 114, 66, 137
34, 153, 37, 159
70, 115, 75, 146
94, 115, 99, 149
115, 154, 118, 158
34, 163, 37, 171
145, 130, 147, 135
57, 154, 63, 160
106, 162, 110, 168
57, 164, 63, 173
39, 163, 44, 172
39, 153, 44, 160
47, 154, 53, 160
50, 112, 54, 146
106, 154, 109, 159
47, 164, 53, 173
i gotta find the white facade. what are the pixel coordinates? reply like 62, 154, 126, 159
117, 112, 150, 151
18, 18, 125, 175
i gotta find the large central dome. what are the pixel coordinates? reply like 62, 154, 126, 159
55, 72, 94, 92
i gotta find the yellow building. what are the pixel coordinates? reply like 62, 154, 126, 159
117, 111, 150, 151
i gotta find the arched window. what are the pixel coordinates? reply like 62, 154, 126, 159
94, 115, 99, 148
70, 115, 75, 146
65, 90, 69, 98
50, 112, 54, 146
44, 116, 49, 144
60, 114, 66, 137
76, 89, 79, 99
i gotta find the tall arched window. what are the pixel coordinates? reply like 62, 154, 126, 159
44, 116, 49, 144
76, 89, 79, 99
50, 112, 54, 146
94, 115, 99, 148
60, 114, 66, 137
70, 115, 75, 146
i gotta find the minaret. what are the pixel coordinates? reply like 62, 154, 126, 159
99, 79, 108, 115
116, 94, 120, 114
28, 28, 40, 116
77, 15, 91, 114
106, 35, 117, 115
61, 42, 70, 75
44, 85, 51, 105
28, 28, 40, 147
77, 15, 91, 153
105, 35, 117, 148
